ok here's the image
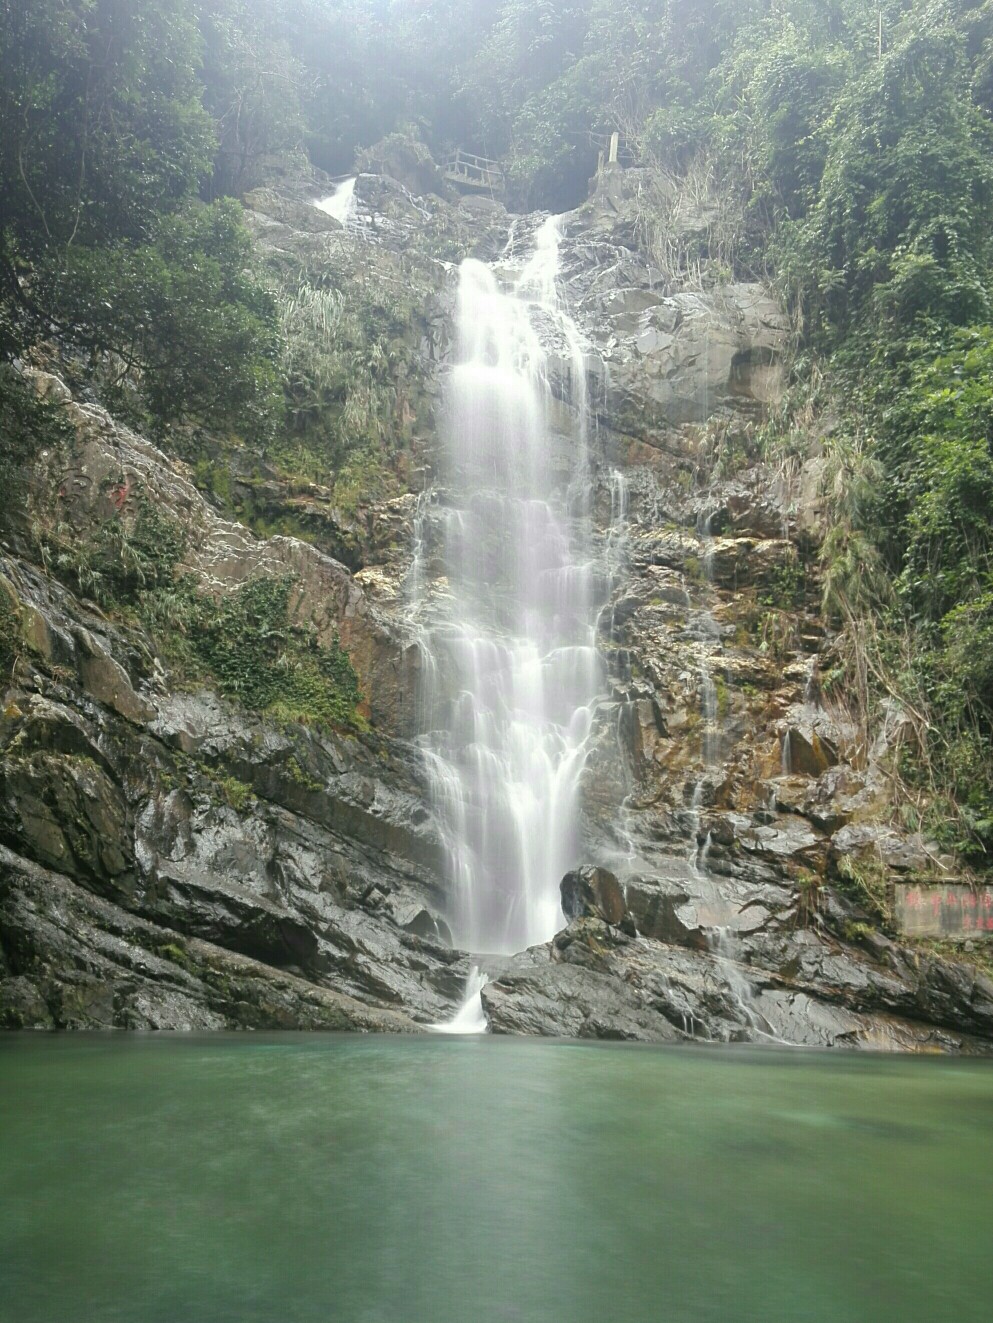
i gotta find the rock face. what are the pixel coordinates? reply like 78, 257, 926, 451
0, 375, 468, 1029
2, 149, 992, 1050
0, 546, 471, 1029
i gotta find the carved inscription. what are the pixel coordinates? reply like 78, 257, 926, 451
893, 884, 993, 938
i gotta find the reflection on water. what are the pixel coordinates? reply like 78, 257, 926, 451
1, 1035, 992, 1322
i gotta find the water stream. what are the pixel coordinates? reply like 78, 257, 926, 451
416, 217, 604, 958
314, 176, 357, 227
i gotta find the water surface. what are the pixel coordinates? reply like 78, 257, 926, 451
1, 1035, 991, 1322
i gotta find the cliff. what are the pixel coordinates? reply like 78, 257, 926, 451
2, 162, 991, 1049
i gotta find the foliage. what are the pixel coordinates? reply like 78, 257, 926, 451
150, 572, 363, 730
216, 775, 255, 811
0, 369, 75, 536
0, 582, 20, 678
836, 853, 891, 924
0, 0, 214, 265
0, 0, 281, 437
199, 0, 307, 197
267, 264, 419, 509
40, 494, 187, 607
40, 497, 362, 730
6, 0, 993, 861
794, 25, 993, 340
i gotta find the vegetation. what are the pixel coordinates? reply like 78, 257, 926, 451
3, 0, 993, 863
277, 271, 419, 499
38, 496, 362, 730
190, 575, 361, 728
0, 581, 20, 679
0, 369, 74, 534
0, 0, 281, 438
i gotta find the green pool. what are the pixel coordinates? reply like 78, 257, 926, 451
1, 1035, 991, 1322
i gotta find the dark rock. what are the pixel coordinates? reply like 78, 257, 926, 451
560, 866, 628, 927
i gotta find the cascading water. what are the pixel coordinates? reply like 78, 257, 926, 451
315, 177, 357, 227
416, 216, 603, 959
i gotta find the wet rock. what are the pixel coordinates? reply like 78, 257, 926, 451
3, 168, 992, 1054
0, 974, 55, 1029
387, 901, 453, 946
0, 750, 133, 897
561, 866, 629, 927
75, 629, 155, 724
0, 846, 420, 1032
26, 387, 414, 731
781, 726, 838, 777
831, 824, 935, 875
706, 538, 795, 592
480, 949, 681, 1042
625, 876, 700, 948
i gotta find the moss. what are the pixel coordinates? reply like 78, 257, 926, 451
193, 457, 234, 510
713, 675, 731, 719
0, 581, 21, 678
156, 942, 193, 971
217, 776, 254, 812
188, 577, 362, 728
285, 756, 322, 793
843, 920, 876, 943
835, 854, 891, 924
684, 555, 703, 583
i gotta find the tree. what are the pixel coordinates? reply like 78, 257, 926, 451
199, 0, 307, 198
0, 0, 280, 435
802, 22, 993, 337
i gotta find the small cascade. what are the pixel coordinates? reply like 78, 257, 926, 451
687, 506, 725, 872
697, 829, 714, 873
687, 778, 707, 875
697, 508, 717, 582
600, 467, 643, 868
605, 470, 630, 598
707, 930, 789, 1045
414, 216, 606, 959
802, 657, 820, 707
708, 931, 759, 1037
429, 966, 489, 1035
613, 701, 642, 870
315, 176, 358, 227
698, 666, 719, 768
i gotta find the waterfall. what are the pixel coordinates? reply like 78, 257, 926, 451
429, 966, 489, 1034
315, 177, 357, 227
688, 510, 720, 871
416, 217, 603, 956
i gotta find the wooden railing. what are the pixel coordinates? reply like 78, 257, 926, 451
589, 131, 638, 166
443, 149, 505, 193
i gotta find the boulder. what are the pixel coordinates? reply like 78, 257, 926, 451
560, 866, 628, 927
356, 134, 447, 199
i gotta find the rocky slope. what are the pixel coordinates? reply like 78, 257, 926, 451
2, 157, 991, 1048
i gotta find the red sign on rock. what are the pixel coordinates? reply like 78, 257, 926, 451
894, 884, 993, 938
